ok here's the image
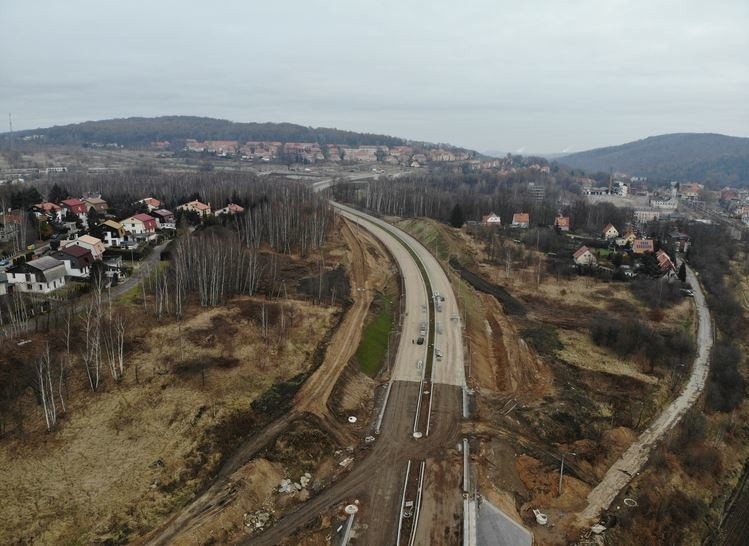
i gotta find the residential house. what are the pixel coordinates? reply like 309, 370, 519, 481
602, 223, 619, 240
632, 239, 655, 254
668, 231, 691, 252
150, 209, 175, 229
32, 202, 64, 222
99, 220, 126, 247
215, 203, 245, 215
511, 212, 530, 228
573, 245, 597, 266
138, 197, 162, 212
655, 249, 675, 273
6, 256, 67, 294
64, 234, 106, 260
121, 213, 158, 236
554, 216, 570, 231
177, 200, 212, 217
481, 212, 501, 226
60, 198, 88, 223
82, 196, 108, 214
53, 246, 95, 278
614, 231, 636, 248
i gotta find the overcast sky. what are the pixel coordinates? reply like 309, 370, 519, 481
1, 0, 747, 153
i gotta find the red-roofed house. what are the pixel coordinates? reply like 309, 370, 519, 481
481, 212, 501, 225
60, 198, 88, 223
138, 197, 162, 212
655, 249, 675, 273
554, 216, 570, 231
511, 212, 530, 228
54, 245, 95, 277
122, 213, 158, 235
177, 200, 212, 217
32, 202, 64, 222
573, 245, 597, 266
215, 203, 245, 215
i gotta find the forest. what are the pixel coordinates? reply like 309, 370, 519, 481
1, 116, 410, 148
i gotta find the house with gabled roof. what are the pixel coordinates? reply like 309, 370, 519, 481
150, 209, 175, 229
6, 256, 67, 293
60, 198, 88, 223
554, 216, 570, 231
31, 202, 64, 222
63, 235, 105, 260
121, 213, 158, 235
655, 249, 675, 273
83, 196, 108, 213
138, 197, 162, 212
573, 245, 597, 266
177, 200, 211, 217
53, 246, 95, 277
99, 220, 126, 247
511, 212, 530, 228
481, 212, 501, 225
602, 223, 619, 240
215, 203, 245, 216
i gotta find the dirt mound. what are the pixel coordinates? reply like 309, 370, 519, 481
481, 294, 549, 395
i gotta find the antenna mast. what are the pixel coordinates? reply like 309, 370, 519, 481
8, 113, 13, 152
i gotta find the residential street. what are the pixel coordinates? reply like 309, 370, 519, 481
578, 263, 713, 524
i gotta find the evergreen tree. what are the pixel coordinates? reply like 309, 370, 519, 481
678, 262, 687, 283
449, 203, 465, 228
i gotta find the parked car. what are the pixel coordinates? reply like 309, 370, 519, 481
416, 336, 424, 345
435, 348, 443, 361
0, 258, 10, 267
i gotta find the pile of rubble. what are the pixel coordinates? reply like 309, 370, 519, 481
244, 509, 274, 531
277, 472, 312, 493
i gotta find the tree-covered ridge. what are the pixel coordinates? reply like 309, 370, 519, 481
4, 115, 409, 148
560, 133, 749, 187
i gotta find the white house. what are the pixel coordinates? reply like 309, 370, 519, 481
53, 246, 95, 278
602, 223, 619, 240
573, 245, 597, 266
481, 212, 501, 226
121, 213, 158, 236
6, 256, 67, 294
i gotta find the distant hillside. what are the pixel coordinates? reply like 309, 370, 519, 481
560, 133, 749, 187
2, 115, 409, 148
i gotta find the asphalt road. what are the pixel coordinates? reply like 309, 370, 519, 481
335, 204, 466, 388
578, 263, 713, 524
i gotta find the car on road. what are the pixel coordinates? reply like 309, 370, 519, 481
681, 288, 695, 297
0, 258, 10, 267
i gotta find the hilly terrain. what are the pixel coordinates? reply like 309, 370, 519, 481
1, 115, 409, 148
560, 133, 749, 187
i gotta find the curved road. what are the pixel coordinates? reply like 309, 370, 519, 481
243, 205, 466, 545
578, 263, 713, 524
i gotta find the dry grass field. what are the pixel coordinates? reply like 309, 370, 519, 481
0, 297, 337, 544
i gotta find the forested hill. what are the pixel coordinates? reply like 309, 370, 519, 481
560, 133, 749, 187
4, 116, 409, 147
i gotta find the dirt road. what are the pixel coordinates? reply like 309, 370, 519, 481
578, 264, 713, 524
246, 382, 463, 546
